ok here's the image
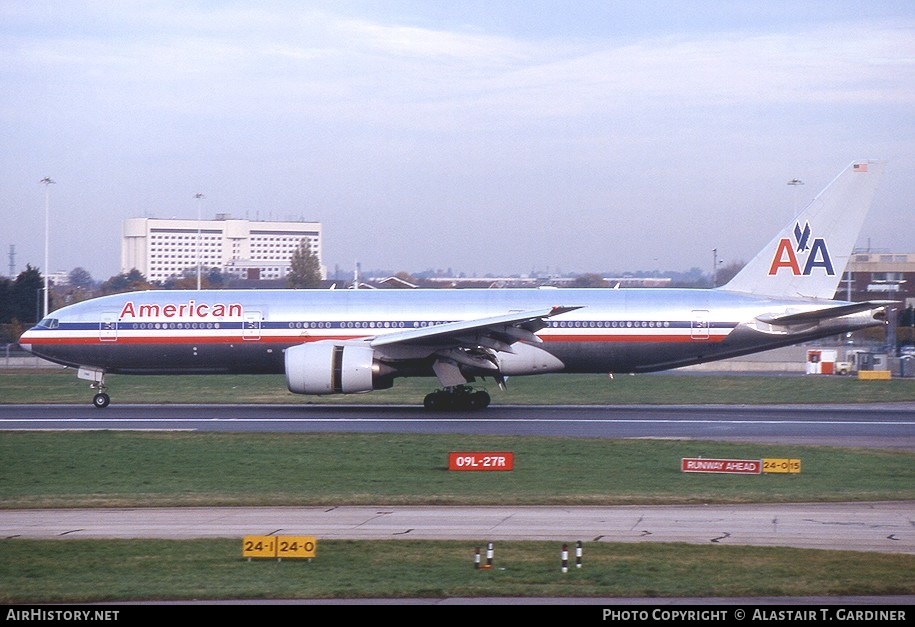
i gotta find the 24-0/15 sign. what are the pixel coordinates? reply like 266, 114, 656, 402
448, 452, 514, 471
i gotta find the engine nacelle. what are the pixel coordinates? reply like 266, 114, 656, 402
495, 342, 565, 375
285, 341, 378, 395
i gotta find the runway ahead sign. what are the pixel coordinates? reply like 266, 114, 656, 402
681, 458, 762, 474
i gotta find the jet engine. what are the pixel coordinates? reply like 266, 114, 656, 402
285, 341, 387, 395
494, 342, 565, 375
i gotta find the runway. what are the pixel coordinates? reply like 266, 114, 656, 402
2, 402, 913, 605
2, 402, 914, 449
1, 402, 913, 555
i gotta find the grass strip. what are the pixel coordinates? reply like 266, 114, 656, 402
2, 432, 913, 508
1, 539, 913, 603
2, 370, 915, 405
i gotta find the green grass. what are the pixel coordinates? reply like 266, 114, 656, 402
2, 369, 915, 405
1, 540, 912, 604
2, 432, 914, 508
1, 371, 913, 602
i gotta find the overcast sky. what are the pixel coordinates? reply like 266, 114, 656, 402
2, 1, 914, 281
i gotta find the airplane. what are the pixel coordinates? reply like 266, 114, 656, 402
19, 159, 890, 410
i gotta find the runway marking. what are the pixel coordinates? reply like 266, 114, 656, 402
0, 427, 198, 432
1, 418, 913, 425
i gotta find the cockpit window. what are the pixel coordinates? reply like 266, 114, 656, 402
38, 318, 59, 329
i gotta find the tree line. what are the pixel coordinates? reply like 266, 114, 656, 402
0, 242, 324, 343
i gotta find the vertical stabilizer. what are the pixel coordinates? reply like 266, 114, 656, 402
721, 160, 886, 299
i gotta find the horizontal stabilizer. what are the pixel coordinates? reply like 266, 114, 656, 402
756, 301, 891, 326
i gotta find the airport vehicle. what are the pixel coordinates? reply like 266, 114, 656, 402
19, 160, 890, 409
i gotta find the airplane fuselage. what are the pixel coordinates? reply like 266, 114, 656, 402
20, 287, 879, 377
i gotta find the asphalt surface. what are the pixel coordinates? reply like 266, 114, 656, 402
2, 401, 914, 449
3, 502, 913, 554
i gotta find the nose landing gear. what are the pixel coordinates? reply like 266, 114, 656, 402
78, 366, 110, 409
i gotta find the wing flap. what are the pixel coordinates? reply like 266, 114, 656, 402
369, 305, 581, 348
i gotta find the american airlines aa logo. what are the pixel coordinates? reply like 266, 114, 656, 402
767, 221, 835, 277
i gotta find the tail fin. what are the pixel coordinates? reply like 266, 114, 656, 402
721, 160, 886, 299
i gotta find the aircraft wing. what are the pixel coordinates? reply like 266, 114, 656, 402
370, 305, 581, 351
756, 301, 893, 326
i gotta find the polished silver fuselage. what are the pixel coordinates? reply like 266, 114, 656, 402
20, 287, 880, 378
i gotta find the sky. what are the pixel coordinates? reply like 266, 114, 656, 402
2, 1, 914, 281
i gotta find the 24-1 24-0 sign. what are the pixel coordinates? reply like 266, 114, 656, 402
448, 452, 514, 471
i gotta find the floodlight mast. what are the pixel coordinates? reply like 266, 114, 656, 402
39, 177, 56, 319
787, 178, 804, 218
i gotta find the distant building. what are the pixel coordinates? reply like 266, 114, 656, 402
47, 271, 70, 287
121, 216, 323, 283
421, 276, 672, 289
837, 251, 915, 307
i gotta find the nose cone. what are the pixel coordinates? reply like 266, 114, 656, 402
17, 327, 37, 353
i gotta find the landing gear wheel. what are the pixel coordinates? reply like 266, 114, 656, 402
423, 392, 443, 410
470, 390, 490, 409
423, 386, 490, 411
86, 370, 109, 409
92, 392, 110, 409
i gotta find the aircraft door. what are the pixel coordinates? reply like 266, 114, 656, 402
100, 312, 118, 342
243, 311, 262, 341
691, 310, 710, 340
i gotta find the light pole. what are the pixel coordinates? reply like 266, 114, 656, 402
194, 193, 205, 290
712, 248, 723, 287
39, 177, 56, 318
787, 178, 804, 219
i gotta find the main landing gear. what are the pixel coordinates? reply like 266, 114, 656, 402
423, 385, 491, 411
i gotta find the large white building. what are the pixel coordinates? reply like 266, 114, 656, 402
121, 215, 323, 283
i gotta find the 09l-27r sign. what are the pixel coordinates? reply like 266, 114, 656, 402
448, 452, 514, 471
